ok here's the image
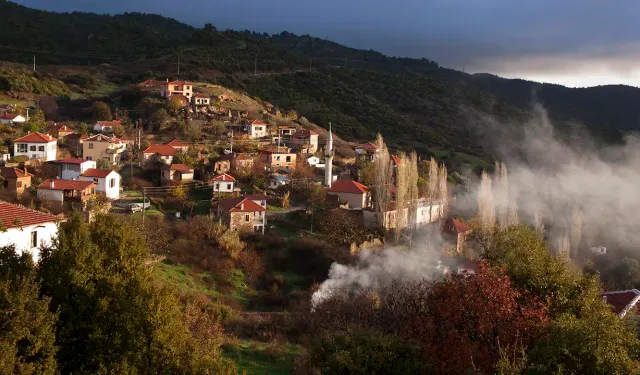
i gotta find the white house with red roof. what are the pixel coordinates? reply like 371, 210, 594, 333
60, 158, 97, 180
327, 179, 371, 209
0, 113, 26, 126
193, 94, 210, 106
141, 144, 177, 166
210, 173, 237, 194
93, 120, 122, 133
13, 132, 57, 161
602, 289, 640, 318
79, 169, 121, 199
0, 201, 60, 261
291, 129, 319, 153
37, 179, 96, 207
249, 120, 268, 139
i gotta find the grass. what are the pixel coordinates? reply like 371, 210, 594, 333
0, 94, 32, 106
88, 82, 120, 98
223, 340, 301, 375
155, 261, 219, 297
267, 204, 286, 212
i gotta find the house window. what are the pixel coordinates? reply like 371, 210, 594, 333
227, 183, 231, 190
17, 144, 27, 152
186, 86, 190, 90
110, 178, 115, 188
276, 156, 281, 161
38, 146, 44, 151
30, 145, 36, 151
93, 178, 98, 183
286, 156, 291, 162
215, 183, 220, 190
174, 85, 179, 91
245, 214, 250, 222
86, 156, 92, 161
88, 143, 94, 149
30, 231, 38, 248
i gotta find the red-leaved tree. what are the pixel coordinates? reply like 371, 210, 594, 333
408, 261, 549, 374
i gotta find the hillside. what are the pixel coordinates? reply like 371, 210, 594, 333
0, 0, 635, 157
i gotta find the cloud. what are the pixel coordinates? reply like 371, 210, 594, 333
14, 0, 640, 86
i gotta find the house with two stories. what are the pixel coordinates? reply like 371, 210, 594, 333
93, 120, 122, 133
161, 164, 194, 184
355, 142, 379, 162
36, 179, 97, 213
217, 195, 267, 234
13, 132, 57, 161
249, 120, 268, 139
0, 201, 60, 261
45, 124, 75, 141
210, 173, 237, 194
259, 148, 297, 171
59, 158, 97, 180
290, 130, 319, 153
79, 169, 121, 199
161, 80, 193, 100
82, 134, 126, 165
0, 167, 33, 200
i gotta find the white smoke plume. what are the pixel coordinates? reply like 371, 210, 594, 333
311, 242, 443, 308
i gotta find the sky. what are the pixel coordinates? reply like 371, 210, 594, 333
14, 0, 640, 88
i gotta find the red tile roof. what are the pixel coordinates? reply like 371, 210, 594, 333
81, 169, 115, 178
47, 124, 73, 133
59, 158, 90, 164
602, 290, 640, 317
293, 129, 319, 137
0, 167, 33, 179
163, 164, 193, 173
38, 179, 95, 191
251, 120, 267, 126
0, 113, 21, 120
452, 219, 471, 233
14, 132, 56, 143
356, 142, 378, 153
194, 94, 209, 99
84, 134, 121, 143
244, 193, 268, 202
219, 196, 266, 213
391, 155, 402, 165
0, 201, 59, 229
236, 153, 254, 161
166, 138, 188, 147
328, 180, 370, 194
96, 120, 122, 127
210, 173, 237, 182
143, 144, 177, 156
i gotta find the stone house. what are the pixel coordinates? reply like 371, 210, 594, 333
161, 164, 194, 184
217, 196, 267, 234
259, 149, 297, 170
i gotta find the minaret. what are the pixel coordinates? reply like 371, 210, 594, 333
324, 123, 334, 187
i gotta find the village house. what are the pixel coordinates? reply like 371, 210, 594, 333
260, 148, 297, 170
355, 142, 379, 162
363, 198, 447, 230
217, 196, 266, 234
213, 155, 232, 174
82, 134, 126, 165
306, 155, 321, 167
193, 94, 211, 106
0, 113, 27, 126
602, 289, 640, 318
249, 120, 268, 139
290, 129, 319, 153
0, 167, 33, 200
13, 132, 57, 161
278, 126, 297, 138
234, 153, 255, 171
59, 158, 97, 180
166, 138, 189, 153
326, 179, 371, 210
443, 218, 473, 252
161, 164, 194, 184
0, 201, 60, 261
79, 168, 121, 199
37, 179, 97, 212
93, 120, 122, 133
142, 144, 177, 167
45, 124, 75, 141
161, 80, 193, 99
210, 173, 237, 194
245, 193, 268, 209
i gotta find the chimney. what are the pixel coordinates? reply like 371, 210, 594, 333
50, 180, 54, 188
240, 203, 244, 210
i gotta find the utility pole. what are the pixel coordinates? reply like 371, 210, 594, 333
142, 188, 146, 224
33, 55, 36, 72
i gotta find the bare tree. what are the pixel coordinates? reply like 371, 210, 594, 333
373, 134, 393, 227
477, 171, 496, 233
394, 152, 409, 243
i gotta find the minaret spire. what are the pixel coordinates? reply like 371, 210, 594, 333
324, 123, 334, 187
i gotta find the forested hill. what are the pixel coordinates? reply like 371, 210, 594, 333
0, 0, 637, 155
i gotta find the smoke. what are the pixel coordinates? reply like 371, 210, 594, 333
311, 242, 443, 308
